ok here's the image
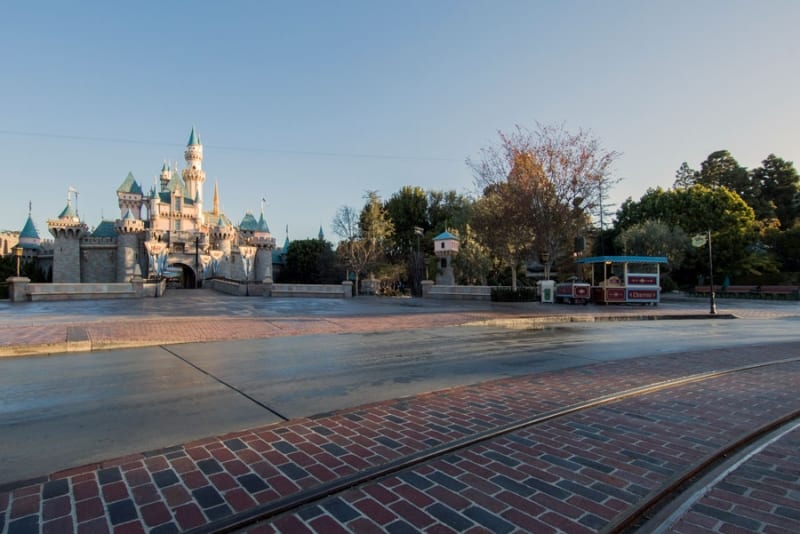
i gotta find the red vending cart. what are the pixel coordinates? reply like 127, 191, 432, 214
575, 256, 668, 305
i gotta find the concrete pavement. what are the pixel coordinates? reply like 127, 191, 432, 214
4, 290, 790, 357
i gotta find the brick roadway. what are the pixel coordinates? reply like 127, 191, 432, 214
1, 342, 798, 533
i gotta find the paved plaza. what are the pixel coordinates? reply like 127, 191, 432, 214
1, 292, 799, 533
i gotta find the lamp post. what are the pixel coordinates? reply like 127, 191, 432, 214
692, 231, 716, 315
541, 251, 551, 281
707, 230, 717, 315
414, 226, 424, 297
195, 236, 200, 288
14, 246, 23, 277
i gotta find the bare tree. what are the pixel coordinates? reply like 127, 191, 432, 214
468, 124, 619, 284
332, 205, 359, 241
332, 192, 394, 295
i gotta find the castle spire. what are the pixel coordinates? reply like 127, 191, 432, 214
212, 180, 220, 216
187, 125, 201, 146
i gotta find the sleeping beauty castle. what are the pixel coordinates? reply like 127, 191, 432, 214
11, 128, 290, 288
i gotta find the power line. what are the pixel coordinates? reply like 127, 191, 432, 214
0, 128, 459, 163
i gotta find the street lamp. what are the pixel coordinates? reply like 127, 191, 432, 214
195, 236, 200, 288
541, 251, 551, 281
414, 226, 424, 296
706, 230, 717, 315
14, 246, 23, 277
692, 231, 716, 315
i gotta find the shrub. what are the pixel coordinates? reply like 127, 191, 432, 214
491, 286, 537, 302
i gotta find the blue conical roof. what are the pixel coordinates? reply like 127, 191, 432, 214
58, 202, 78, 219
20, 215, 40, 239
117, 172, 143, 195
257, 213, 270, 233
239, 212, 258, 231
187, 126, 201, 146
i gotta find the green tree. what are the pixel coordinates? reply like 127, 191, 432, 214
673, 162, 697, 189
615, 220, 690, 267
451, 224, 492, 285
615, 185, 773, 282
427, 190, 473, 234
471, 181, 535, 290
751, 154, 800, 229
279, 239, 339, 283
695, 150, 772, 220
763, 221, 800, 273
384, 186, 428, 262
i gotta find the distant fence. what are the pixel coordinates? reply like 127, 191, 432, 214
423, 284, 493, 301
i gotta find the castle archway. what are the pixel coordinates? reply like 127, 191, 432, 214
167, 262, 197, 289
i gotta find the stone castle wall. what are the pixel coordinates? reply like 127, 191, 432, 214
81, 242, 117, 283
52, 237, 82, 283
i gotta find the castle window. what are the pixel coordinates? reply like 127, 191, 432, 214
175, 198, 182, 211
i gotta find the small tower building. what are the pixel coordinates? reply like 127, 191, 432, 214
433, 231, 459, 285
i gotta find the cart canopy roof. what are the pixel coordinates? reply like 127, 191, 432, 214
575, 255, 668, 265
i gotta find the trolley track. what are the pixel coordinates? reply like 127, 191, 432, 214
190, 355, 800, 533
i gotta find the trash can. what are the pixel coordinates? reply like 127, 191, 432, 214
539, 280, 555, 303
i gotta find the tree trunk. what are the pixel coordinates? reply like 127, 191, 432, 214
510, 261, 518, 291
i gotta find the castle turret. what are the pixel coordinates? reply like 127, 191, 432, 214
182, 127, 205, 225
117, 172, 144, 219
209, 220, 234, 278
48, 200, 88, 282
159, 162, 170, 191
253, 209, 276, 282
114, 210, 145, 282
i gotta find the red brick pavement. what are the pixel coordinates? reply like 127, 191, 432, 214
1, 343, 798, 533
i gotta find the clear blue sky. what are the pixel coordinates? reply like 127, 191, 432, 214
2, 1, 798, 243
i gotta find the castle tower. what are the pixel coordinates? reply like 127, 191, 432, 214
182, 127, 205, 225
209, 220, 235, 278
433, 231, 460, 285
114, 210, 145, 282
253, 209, 276, 282
117, 172, 144, 219
48, 200, 88, 283
159, 163, 170, 191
